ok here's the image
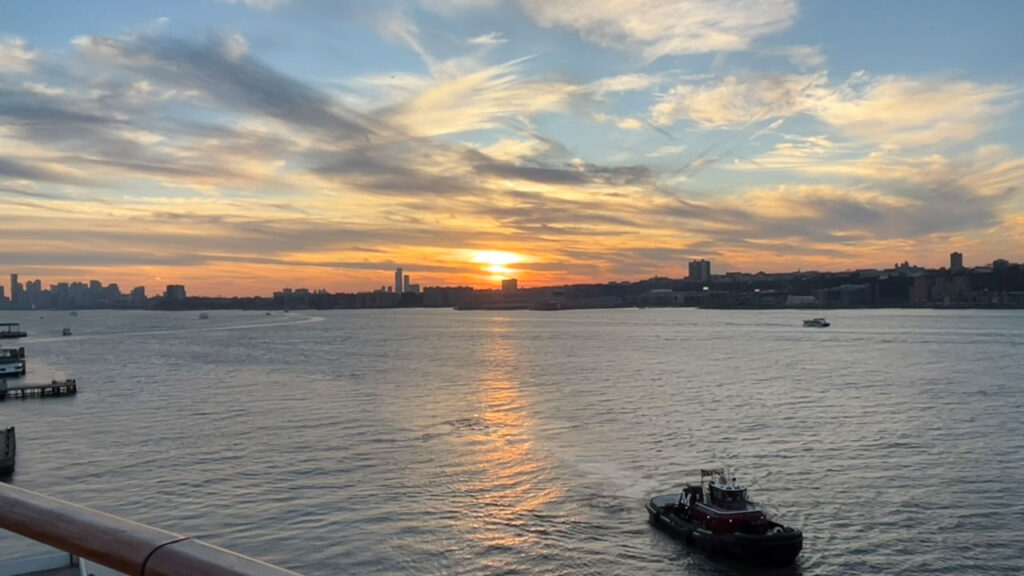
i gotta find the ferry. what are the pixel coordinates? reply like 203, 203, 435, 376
802, 317, 830, 328
646, 469, 802, 566
0, 347, 26, 377
0, 323, 27, 339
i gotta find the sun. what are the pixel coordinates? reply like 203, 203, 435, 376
471, 250, 524, 280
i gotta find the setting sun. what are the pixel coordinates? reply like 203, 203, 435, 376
471, 251, 525, 280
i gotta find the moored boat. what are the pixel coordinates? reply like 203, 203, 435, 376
803, 317, 830, 327
646, 469, 802, 566
0, 323, 27, 339
0, 348, 26, 377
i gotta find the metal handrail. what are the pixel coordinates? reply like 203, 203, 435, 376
0, 483, 304, 576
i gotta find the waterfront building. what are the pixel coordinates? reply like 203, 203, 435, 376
164, 284, 187, 302
130, 286, 147, 307
688, 259, 711, 283
394, 267, 403, 294
403, 274, 410, 293
502, 278, 518, 292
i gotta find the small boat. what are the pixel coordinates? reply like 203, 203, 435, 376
647, 469, 802, 566
62, 328, 73, 336
0, 323, 27, 339
802, 318, 830, 327
198, 313, 209, 319
69, 310, 78, 316
0, 348, 26, 377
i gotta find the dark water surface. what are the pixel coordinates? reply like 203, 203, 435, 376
2, 309, 1022, 575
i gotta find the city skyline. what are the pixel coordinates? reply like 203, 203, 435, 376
3, 251, 1019, 300
3, 1, 1024, 297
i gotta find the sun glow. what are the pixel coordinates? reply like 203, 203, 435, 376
471, 250, 525, 280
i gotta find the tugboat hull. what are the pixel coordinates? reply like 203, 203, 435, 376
647, 495, 802, 566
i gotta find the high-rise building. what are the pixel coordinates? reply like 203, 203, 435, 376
394, 268, 403, 294
688, 259, 711, 282
9, 274, 19, 304
403, 274, 410, 293
950, 252, 964, 272
501, 278, 518, 292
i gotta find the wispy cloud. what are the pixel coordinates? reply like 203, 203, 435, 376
469, 32, 507, 46
519, 0, 798, 60
651, 73, 827, 127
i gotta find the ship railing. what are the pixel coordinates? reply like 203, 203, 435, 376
0, 482, 304, 576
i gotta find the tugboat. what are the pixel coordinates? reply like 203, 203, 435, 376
802, 317, 830, 328
646, 469, 802, 566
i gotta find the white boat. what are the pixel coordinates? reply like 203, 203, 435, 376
803, 318, 830, 328
0, 348, 25, 377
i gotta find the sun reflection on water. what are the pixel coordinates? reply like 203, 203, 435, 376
455, 322, 563, 556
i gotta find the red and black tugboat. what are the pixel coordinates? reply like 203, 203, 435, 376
646, 468, 802, 566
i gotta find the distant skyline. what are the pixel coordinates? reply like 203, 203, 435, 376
3, 1, 1024, 297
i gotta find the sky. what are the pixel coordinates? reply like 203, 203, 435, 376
2, 0, 1023, 296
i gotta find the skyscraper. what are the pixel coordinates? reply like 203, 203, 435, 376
403, 275, 410, 293
394, 268, 403, 294
950, 252, 964, 272
9, 274, 20, 305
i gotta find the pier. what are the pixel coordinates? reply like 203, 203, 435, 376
0, 379, 77, 401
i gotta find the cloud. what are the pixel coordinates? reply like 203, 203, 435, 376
817, 75, 1014, 147
652, 72, 1014, 148
519, 0, 798, 60
651, 72, 827, 127
384, 59, 573, 137
586, 73, 663, 97
469, 32, 507, 46
592, 112, 646, 131
0, 37, 35, 74
771, 45, 826, 70
73, 34, 373, 141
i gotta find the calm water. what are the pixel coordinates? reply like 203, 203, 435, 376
1, 308, 1022, 575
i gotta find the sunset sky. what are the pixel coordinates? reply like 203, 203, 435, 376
3, 0, 1023, 296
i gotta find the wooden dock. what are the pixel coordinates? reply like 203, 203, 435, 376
0, 379, 77, 401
